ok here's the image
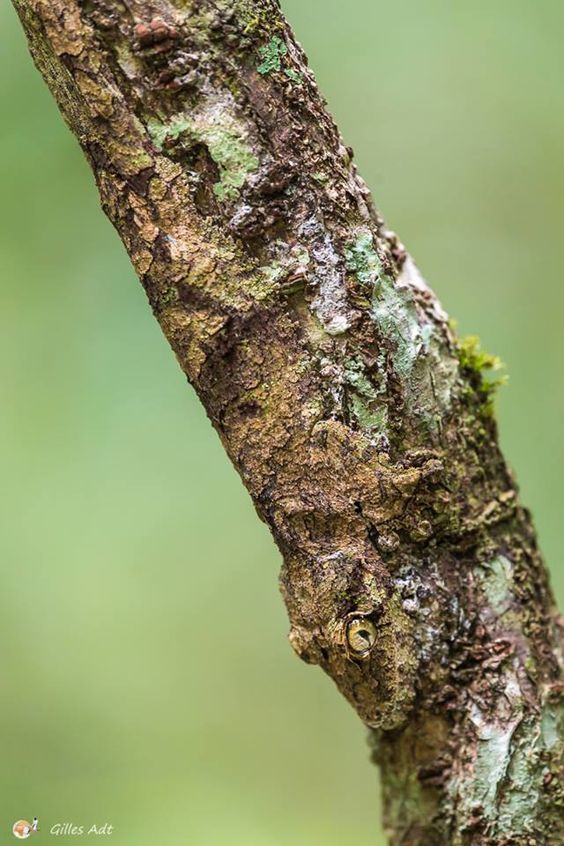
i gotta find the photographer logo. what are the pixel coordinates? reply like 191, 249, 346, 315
12, 818, 39, 839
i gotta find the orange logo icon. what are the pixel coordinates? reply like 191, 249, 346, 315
12, 818, 39, 839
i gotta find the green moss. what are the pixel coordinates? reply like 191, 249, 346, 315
229, 0, 279, 35
257, 36, 287, 75
458, 335, 505, 394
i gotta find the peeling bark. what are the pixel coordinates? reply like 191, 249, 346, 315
12, 1, 563, 843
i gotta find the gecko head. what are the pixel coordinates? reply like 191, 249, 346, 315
282, 549, 419, 731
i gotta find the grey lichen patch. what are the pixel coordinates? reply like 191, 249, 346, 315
147, 96, 259, 202
258, 241, 310, 291
463, 694, 563, 839
257, 35, 287, 75
448, 555, 564, 840
497, 706, 562, 833
478, 554, 514, 616
463, 681, 522, 817
346, 229, 457, 430
301, 217, 355, 335
372, 248, 458, 432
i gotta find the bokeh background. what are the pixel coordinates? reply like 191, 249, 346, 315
1, 1, 563, 843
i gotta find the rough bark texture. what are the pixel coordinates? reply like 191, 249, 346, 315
12, 1, 563, 843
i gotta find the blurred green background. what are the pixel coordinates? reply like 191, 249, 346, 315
1, 1, 563, 843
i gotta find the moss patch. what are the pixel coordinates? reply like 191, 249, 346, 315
457, 335, 506, 404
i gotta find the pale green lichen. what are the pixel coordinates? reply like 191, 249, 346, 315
210, 128, 259, 201
259, 244, 310, 290
257, 36, 287, 75
450, 694, 563, 841
479, 555, 514, 616
312, 171, 329, 185
284, 68, 303, 84
260, 262, 284, 284
147, 106, 259, 202
541, 701, 561, 749
344, 357, 377, 400
344, 357, 388, 436
345, 230, 424, 385
350, 395, 388, 432
147, 116, 191, 149
450, 555, 564, 839
496, 698, 563, 835
344, 229, 458, 431
345, 231, 382, 286
464, 704, 520, 820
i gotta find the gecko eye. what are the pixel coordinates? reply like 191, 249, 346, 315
346, 617, 377, 657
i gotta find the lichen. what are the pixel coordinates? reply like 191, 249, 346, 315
344, 357, 388, 436
229, 0, 280, 35
258, 243, 310, 292
284, 68, 303, 84
343, 229, 458, 431
479, 554, 514, 616
147, 116, 192, 150
257, 35, 287, 75
350, 395, 388, 433
449, 555, 564, 840
147, 101, 259, 202
301, 217, 354, 335
345, 231, 382, 286
209, 126, 259, 200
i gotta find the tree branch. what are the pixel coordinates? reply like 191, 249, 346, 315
13, 1, 563, 842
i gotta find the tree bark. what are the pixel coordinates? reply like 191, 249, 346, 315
12, 1, 563, 843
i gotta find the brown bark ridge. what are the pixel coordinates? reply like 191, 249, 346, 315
12, 1, 563, 843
